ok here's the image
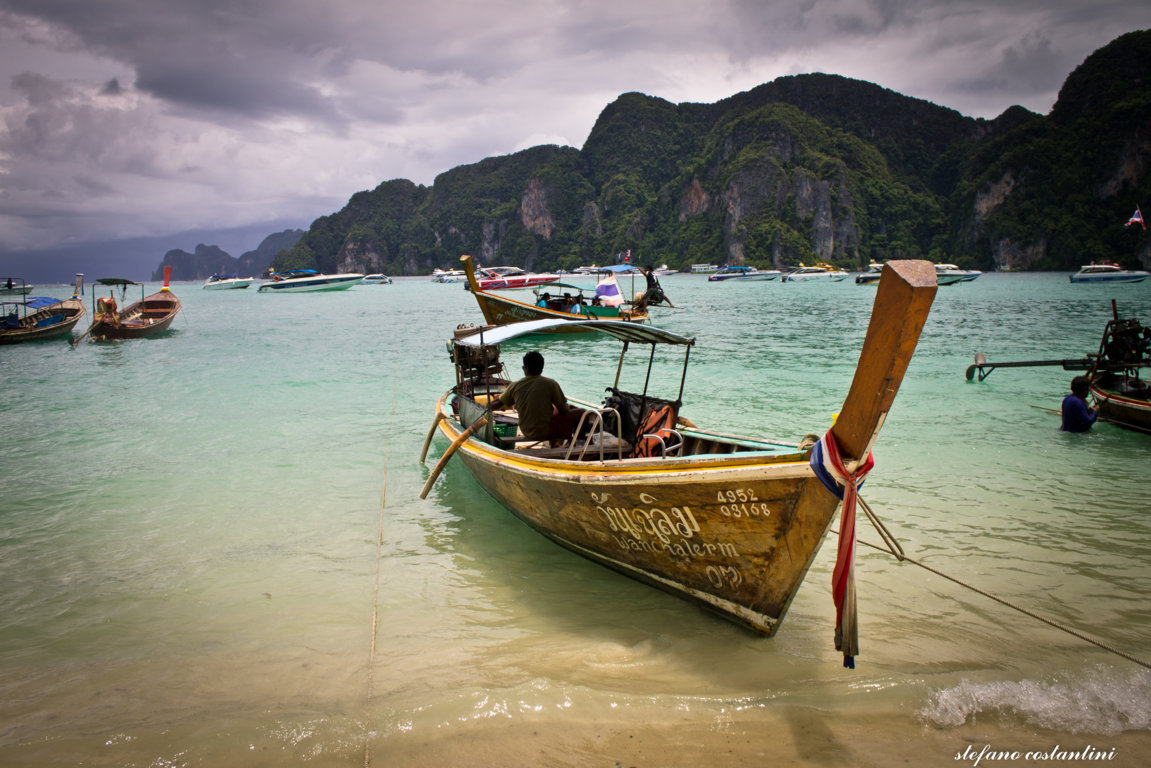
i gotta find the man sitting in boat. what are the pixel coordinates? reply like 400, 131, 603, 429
495, 351, 577, 447
537, 292, 551, 308
1061, 375, 1099, 432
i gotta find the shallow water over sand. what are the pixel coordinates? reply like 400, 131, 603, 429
2, 271, 1150, 766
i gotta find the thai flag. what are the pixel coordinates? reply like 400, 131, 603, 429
595, 274, 624, 307
1126, 206, 1145, 231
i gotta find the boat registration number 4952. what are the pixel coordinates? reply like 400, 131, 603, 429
717, 489, 771, 518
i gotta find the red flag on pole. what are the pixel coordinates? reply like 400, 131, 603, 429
1126, 206, 1145, 231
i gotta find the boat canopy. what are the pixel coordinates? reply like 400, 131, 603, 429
96, 278, 139, 286
455, 318, 694, 347
24, 297, 65, 309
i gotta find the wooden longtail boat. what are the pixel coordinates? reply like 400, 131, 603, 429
422, 260, 937, 638
1089, 303, 1151, 433
460, 254, 648, 330
966, 300, 1151, 434
0, 274, 86, 345
80, 266, 182, 342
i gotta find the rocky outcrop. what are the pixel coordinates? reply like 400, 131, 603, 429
520, 178, 555, 239
991, 237, 1047, 271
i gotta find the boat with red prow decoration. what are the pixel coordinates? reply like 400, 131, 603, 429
421, 260, 938, 661
76, 266, 182, 343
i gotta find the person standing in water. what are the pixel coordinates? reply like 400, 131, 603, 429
1061, 375, 1099, 432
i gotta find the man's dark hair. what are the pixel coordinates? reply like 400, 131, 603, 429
1071, 375, 1091, 397
523, 350, 545, 376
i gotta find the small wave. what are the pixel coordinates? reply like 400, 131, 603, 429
919, 667, 1151, 735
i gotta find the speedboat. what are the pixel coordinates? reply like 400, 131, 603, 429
476, 266, 561, 290
1069, 262, 1149, 284
257, 269, 364, 292
855, 261, 884, 285
935, 263, 982, 285
203, 274, 254, 290
781, 263, 849, 282
2, 278, 33, 296
432, 268, 465, 283
707, 266, 781, 282
361, 274, 393, 285
652, 264, 677, 276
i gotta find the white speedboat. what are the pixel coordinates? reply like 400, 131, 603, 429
781, 263, 849, 282
1069, 262, 1149, 284
935, 263, 982, 285
707, 266, 781, 282
361, 274, 393, 285
2, 278, 32, 296
257, 269, 364, 292
652, 264, 677, 276
855, 261, 884, 285
203, 274, 254, 290
431, 268, 465, 283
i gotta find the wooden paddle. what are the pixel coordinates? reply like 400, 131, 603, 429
418, 412, 445, 464
419, 415, 488, 499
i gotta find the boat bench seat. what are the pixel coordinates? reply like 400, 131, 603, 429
512, 433, 632, 460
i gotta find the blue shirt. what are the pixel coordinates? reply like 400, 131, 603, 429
1060, 394, 1097, 432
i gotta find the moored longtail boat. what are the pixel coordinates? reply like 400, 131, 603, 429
0, 274, 86, 345
965, 300, 1151, 434
1088, 302, 1151, 433
80, 267, 182, 342
460, 254, 648, 331
422, 260, 937, 656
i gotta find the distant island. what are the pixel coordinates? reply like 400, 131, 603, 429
154, 229, 304, 281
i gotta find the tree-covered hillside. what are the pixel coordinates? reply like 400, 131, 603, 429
273, 29, 1151, 275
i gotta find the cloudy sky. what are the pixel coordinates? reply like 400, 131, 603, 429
1, 0, 1148, 267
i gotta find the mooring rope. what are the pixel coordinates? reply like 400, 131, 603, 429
364, 377, 397, 768
843, 497, 1151, 671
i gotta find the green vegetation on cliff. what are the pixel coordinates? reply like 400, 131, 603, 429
275, 30, 1151, 275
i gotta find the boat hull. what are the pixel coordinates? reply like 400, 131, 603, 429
0, 298, 85, 344
1092, 374, 1151, 433
1070, 273, 1149, 284
203, 278, 253, 290
469, 288, 648, 330
782, 271, 848, 282
257, 274, 363, 292
435, 395, 839, 634
708, 271, 780, 282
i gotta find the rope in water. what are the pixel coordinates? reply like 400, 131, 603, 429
846, 497, 1151, 671
363, 377, 397, 768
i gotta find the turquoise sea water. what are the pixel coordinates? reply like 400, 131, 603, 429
2, 272, 1150, 766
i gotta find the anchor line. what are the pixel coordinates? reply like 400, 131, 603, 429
364, 376, 397, 768
838, 497, 1151, 672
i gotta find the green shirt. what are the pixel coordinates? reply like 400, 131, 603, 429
498, 375, 566, 440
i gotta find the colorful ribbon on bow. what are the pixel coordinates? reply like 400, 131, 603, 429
810, 429, 874, 669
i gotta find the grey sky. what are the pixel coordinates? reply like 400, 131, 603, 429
0, 0, 1148, 257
